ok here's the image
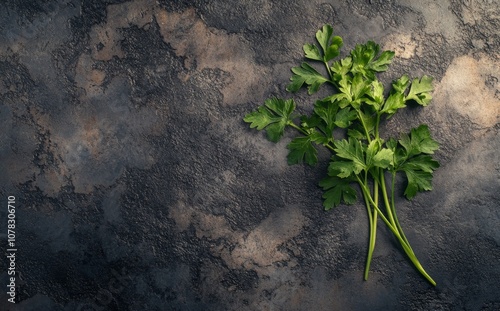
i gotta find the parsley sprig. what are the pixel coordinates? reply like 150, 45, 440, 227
244, 25, 439, 285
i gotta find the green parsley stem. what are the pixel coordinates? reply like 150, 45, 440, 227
390, 171, 410, 246
357, 175, 436, 286
324, 61, 333, 80
356, 109, 372, 143
380, 171, 413, 252
287, 121, 336, 152
363, 171, 378, 280
375, 113, 381, 141
362, 172, 373, 280
379, 171, 397, 228
356, 176, 395, 235
287, 121, 309, 135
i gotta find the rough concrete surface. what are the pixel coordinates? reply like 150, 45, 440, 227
0, 0, 499, 310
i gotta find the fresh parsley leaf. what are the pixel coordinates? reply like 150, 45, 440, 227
392, 75, 410, 94
327, 74, 371, 110
300, 114, 322, 130
386, 137, 398, 150
381, 93, 406, 116
357, 107, 376, 135
370, 50, 395, 72
313, 25, 344, 62
395, 126, 440, 199
386, 138, 404, 166
351, 73, 372, 101
351, 41, 395, 79
243, 98, 296, 142
313, 100, 338, 136
325, 75, 352, 104
365, 79, 385, 109
287, 135, 320, 166
333, 138, 367, 173
406, 75, 434, 106
328, 159, 360, 178
316, 24, 334, 55
287, 62, 329, 94
399, 124, 439, 158
373, 148, 394, 169
365, 140, 393, 169
365, 140, 378, 167
325, 36, 343, 61
334, 107, 357, 128
331, 57, 352, 82
319, 175, 357, 210
303, 44, 322, 61
401, 155, 440, 173
347, 128, 365, 140
400, 164, 435, 199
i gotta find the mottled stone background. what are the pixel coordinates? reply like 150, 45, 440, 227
0, 0, 499, 310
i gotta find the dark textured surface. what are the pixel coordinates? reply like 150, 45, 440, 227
0, 0, 499, 310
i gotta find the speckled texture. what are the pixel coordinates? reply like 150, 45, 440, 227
0, 0, 499, 310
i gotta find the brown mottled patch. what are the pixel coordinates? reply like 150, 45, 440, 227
461, 0, 500, 29
86, 2, 267, 104
74, 53, 105, 98
25, 107, 70, 196
155, 8, 269, 104
35, 168, 67, 197
169, 199, 199, 233
88, 0, 154, 61
228, 205, 306, 269
399, 0, 459, 41
169, 200, 307, 274
81, 116, 102, 158
90, 69, 106, 86
434, 54, 499, 127
383, 33, 417, 59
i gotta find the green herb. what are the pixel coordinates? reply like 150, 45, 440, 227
244, 24, 440, 286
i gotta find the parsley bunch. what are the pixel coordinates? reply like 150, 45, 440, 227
244, 25, 439, 285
